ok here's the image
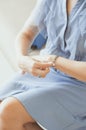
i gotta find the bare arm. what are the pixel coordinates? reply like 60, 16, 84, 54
30, 54, 86, 81
15, 23, 38, 57
55, 56, 86, 82
15, 0, 54, 77
15, 0, 47, 57
15, 19, 53, 77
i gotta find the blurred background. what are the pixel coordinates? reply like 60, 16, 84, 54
0, 0, 36, 84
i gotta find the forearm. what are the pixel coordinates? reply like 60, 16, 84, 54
15, 25, 38, 57
55, 56, 86, 82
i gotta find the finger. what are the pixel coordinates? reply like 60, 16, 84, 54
41, 68, 50, 77
31, 70, 39, 77
35, 62, 53, 69
34, 68, 50, 78
31, 55, 49, 62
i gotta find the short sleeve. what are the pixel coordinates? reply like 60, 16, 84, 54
28, 0, 49, 34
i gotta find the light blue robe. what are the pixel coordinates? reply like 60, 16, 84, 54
0, 0, 86, 130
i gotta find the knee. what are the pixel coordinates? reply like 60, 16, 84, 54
0, 99, 15, 129
0, 99, 11, 118
0, 104, 9, 129
0, 97, 18, 118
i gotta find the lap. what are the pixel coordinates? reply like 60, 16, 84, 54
0, 70, 86, 130
0, 71, 86, 114
0, 70, 59, 100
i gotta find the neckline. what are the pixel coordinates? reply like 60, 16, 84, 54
67, 0, 78, 16
66, 0, 79, 19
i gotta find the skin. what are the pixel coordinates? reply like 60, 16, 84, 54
1, 0, 86, 130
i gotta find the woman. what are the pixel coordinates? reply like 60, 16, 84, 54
0, 0, 86, 130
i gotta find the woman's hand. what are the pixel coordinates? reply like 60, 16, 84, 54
31, 55, 57, 64
18, 55, 53, 78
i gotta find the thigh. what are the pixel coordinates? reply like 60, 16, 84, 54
0, 69, 58, 101
0, 97, 35, 124
17, 84, 86, 130
0, 72, 31, 100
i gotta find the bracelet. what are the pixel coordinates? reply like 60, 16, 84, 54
53, 56, 58, 67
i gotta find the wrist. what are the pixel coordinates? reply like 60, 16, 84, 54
48, 55, 57, 62
52, 56, 59, 68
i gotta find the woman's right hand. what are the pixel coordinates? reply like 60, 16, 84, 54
18, 55, 53, 78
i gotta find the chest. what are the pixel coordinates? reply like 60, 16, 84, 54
67, 0, 78, 16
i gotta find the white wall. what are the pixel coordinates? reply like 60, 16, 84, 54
0, 50, 14, 84
0, 0, 36, 84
